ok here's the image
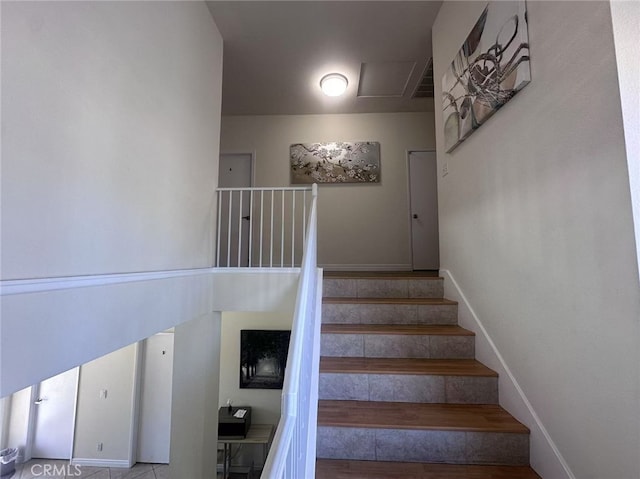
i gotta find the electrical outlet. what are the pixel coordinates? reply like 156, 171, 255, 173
97, 443, 103, 452
442, 161, 449, 177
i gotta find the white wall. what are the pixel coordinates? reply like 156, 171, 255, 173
0, 0, 223, 394
221, 113, 435, 270
169, 313, 222, 479
73, 345, 137, 465
433, 2, 640, 478
1, 1, 223, 280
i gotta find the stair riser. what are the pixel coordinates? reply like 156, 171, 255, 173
324, 278, 444, 299
321, 334, 474, 359
316, 427, 529, 466
322, 303, 458, 325
319, 373, 498, 404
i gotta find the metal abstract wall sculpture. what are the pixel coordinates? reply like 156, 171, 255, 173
442, 1, 530, 152
290, 141, 380, 184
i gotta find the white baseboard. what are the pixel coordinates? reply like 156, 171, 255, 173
71, 458, 132, 468
441, 269, 574, 479
319, 264, 412, 272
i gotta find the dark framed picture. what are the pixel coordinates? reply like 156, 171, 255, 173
240, 330, 291, 389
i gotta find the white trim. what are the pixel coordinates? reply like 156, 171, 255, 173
217, 187, 311, 192
405, 151, 416, 272
71, 458, 131, 468
441, 269, 575, 479
1, 268, 216, 296
213, 267, 300, 274
129, 343, 142, 468
24, 387, 37, 463
320, 264, 412, 272
69, 368, 80, 461
0, 267, 304, 296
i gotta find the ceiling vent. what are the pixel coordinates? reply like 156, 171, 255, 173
412, 59, 434, 98
357, 61, 416, 98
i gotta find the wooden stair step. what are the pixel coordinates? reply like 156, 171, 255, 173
323, 297, 456, 305
322, 324, 473, 336
320, 357, 496, 376
318, 400, 529, 433
316, 459, 542, 479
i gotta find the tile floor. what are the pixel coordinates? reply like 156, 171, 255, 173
7, 460, 250, 479
6, 460, 168, 479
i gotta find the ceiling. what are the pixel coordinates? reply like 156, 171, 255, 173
206, 1, 442, 116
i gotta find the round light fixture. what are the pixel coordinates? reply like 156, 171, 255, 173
320, 73, 348, 97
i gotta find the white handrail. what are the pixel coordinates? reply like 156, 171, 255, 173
261, 183, 322, 479
216, 187, 312, 268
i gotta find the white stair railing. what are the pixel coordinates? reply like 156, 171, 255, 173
216, 187, 313, 268
261, 183, 322, 479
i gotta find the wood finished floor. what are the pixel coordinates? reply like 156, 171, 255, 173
318, 400, 529, 433
320, 357, 498, 377
316, 459, 542, 479
321, 324, 474, 336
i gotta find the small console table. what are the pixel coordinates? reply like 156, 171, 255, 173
218, 424, 274, 479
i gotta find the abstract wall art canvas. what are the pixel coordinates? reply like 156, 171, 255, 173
290, 141, 381, 184
240, 330, 290, 389
442, 1, 530, 152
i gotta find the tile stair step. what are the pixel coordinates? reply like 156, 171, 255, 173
323, 271, 441, 278
316, 401, 529, 465
321, 324, 473, 335
322, 297, 458, 325
316, 459, 542, 479
319, 357, 498, 404
323, 298, 457, 305
321, 324, 475, 359
324, 276, 444, 299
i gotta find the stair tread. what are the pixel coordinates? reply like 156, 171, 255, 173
324, 297, 456, 305
325, 271, 441, 279
318, 400, 529, 433
316, 459, 541, 479
322, 324, 474, 336
320, 357, 497, 376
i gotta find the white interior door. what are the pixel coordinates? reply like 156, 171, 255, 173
409, 151, 440, 270
219, 153, 252, 267
31, 368, 79, 459
137, 333, 174, 464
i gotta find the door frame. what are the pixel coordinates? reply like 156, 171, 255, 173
26, 367, 80, 462
406, 149, 438, 271
134, 332, 174, 464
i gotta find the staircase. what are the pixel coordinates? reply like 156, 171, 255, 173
315, 272, 541, 479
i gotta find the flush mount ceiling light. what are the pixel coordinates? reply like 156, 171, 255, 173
320, 73, 348, 97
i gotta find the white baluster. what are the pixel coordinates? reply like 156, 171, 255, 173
227, 191, 233, 267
